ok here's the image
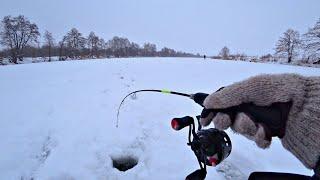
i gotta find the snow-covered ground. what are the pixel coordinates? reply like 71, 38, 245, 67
1, 57, 319, 180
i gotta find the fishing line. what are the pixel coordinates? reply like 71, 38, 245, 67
116, 89, 191, 127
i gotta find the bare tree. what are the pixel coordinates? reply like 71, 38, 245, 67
127, 42, 139, 57
0, 50, 4, 64
275, 29, 301, 63
143, 43, 157, 56
219, 46, 230, 60
0, 15, 40, 63
260, 54, 274, 62
43, 30, 54, 61
58, 36, 67, 60
160, 47, 176, 57
64, 28, 86, 59
233, 53, 247, 61
106, 36, 131, 57
97, 38, 106, 58
303, 18, 320, 63
87, 32, 99, 58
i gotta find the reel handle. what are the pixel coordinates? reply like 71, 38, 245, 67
171, 116, 194, 130
185, 169, 207, 180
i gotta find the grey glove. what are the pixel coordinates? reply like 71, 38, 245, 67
200, 73, 320, 170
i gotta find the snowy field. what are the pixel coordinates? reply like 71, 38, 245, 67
1, 57, 320, 180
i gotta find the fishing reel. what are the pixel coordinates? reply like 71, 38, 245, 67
171, 116, 232, 180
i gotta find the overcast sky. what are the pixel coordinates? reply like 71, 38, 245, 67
0, 0, 319, 55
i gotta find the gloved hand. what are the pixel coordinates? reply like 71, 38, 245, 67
200, 73, 320, 170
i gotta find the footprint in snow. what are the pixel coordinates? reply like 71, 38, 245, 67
21, 135, 58, 180
216, 160, 246, 180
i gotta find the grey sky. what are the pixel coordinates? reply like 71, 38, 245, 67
0, 0, 319, 55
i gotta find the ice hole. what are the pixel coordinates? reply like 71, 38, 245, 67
112, 155, 138, 172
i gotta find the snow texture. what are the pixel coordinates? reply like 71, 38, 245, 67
0, 57, 319, 179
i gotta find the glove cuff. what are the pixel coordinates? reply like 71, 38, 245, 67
281, 76, 320, 169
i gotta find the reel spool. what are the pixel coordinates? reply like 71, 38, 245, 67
196, 128, 232, 167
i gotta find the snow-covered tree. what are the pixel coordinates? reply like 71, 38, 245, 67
275, 29, 301, 63
303, 18, 320, 63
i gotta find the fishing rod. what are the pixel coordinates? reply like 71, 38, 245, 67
116, 89, 282, 179
116, 89, 207, 128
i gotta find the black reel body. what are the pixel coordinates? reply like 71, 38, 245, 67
171, 116, 232, 179
196, 128, 232, 166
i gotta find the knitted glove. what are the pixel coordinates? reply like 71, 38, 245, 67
200, 73, 320, 169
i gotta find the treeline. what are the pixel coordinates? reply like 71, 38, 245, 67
0, 15, 198, 64
214, 18, 320, 65
1, 15, 319, 66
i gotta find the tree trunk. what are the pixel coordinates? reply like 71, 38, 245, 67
11, 57, 18, 64
48, 45, 51, 62
10, 49, 18, 64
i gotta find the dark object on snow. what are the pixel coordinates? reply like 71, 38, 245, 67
313, 59, 320, 64
112, 156, 138, 171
